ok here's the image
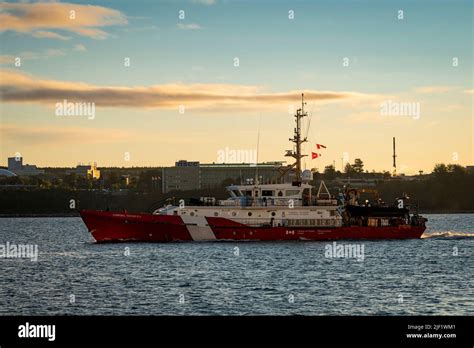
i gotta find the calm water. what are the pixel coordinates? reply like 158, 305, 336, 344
0, 214, 472, 315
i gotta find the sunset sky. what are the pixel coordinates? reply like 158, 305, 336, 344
0, 0, 472, 174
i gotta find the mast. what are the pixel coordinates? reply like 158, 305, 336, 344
254, 115, 261, 185
392, 137, 397, 176
285, 93, 308, 183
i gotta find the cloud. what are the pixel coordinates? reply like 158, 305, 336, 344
0, 49, 66, 64
1, 44, 87, 65
0, 123, 132, 146
44, 49, 67, 57
191, 0, 217, 5
414, 86, 456, 94
177, 23, 203, 30
0, 55, 15, 64
0, 70, 378, 112
73, 44, 87, 52
31, 30, 71, 41
1, 123, 214, 147
121, 25, 158, 33
0, 2, 127, 39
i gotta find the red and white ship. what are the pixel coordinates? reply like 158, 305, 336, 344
80, 94, 427, 243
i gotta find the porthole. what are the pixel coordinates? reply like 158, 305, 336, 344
190, 212, 195, 216
248, 212, 252, 217
271, 212, 276, 217
232, 212, 237, 217
214, 212, 218, 217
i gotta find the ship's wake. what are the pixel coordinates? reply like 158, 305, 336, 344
421, 231, 474, 239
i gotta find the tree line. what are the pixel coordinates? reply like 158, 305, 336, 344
0, 161, 472, 214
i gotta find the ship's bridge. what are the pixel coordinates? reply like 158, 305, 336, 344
221, 182, 313, 207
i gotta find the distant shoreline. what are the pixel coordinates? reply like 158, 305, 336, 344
0, 211, 473, 218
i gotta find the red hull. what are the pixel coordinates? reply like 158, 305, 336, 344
80, 210, 426, 243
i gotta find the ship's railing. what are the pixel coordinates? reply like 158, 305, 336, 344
218, 197, 304, 207
285, 218, 342, 227
221, 217, 342, 228
218, 199, 240, 206
315, 199, 339, 206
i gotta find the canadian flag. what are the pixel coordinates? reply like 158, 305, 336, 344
312, 152, 321, 159
316, 144, 326, 149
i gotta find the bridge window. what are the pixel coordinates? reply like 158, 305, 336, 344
285, 190, 300, 196
262, 190, 275, 197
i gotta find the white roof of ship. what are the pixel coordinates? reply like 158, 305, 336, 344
227, 183, 312, 190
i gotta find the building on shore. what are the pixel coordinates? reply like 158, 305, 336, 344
7, 157, 45, 176
66, 163, 101, 179
161, 160, 289, 193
